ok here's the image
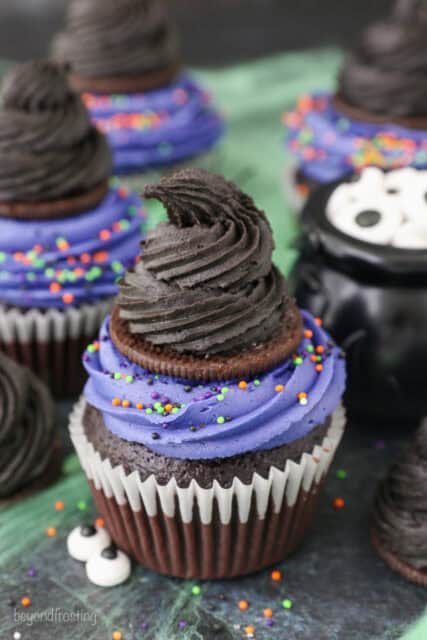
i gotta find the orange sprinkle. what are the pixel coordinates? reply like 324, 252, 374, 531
62, 293, 74, 305
263, 608, 273, 618
314, 317, 323, 326
164, 403, 173, 412
238, 381, 248, 390
121, 399, 130, 408
315, 364, 324, 373
316, 345, 325, 354
58, 240, 70, 251
33, 244, 43, 254
271, 569, 282, 581
99, 229, 111, 241
80, 253, 91, 263
112, 632, 122, 640
14, 252, 24, 262
112, 221, 121, 232
334, 497, 345, 509
310, 355, 317, 363
136, 402, 144, 410
67, 256, 76, 265
94, 251, 108, 263
47, 527, 57, 537
297, 392, 307, 400
21, 596, 31, 607
244, 625, 255, 636
112, 398, 120, 407
74, 267, 85, 278
304, 329, 313, 339
238, 600, 249, 611
55, 501, 64, 511
275, 384, 284, 393
49, 282, 61, 293
95, 517, 105, 528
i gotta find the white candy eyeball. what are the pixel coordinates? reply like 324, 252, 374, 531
395, 169, 427, 226
392, 222, 427, 249
327, 167, 386, 218
67, 524, 111, 562
86, 544, 131, 587
326, 195, 403, 245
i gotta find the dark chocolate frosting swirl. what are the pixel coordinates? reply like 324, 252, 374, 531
372, 421, 427, 570
53, 0, 178, 79
117, 168, 290, 356
0, 353, 56, 499
0, 60, 111, 202
338, 0, 427, 117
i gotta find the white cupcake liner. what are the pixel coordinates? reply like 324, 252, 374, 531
70, 397, 345, 526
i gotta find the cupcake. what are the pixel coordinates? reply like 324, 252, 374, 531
0, 351, 60, 503
371, 420, 427, 587
70, 168, 346, 579
0, 61, 146, 396
53, 0, 224, 176
290, 166, 427, 422
284, 0, 427, 205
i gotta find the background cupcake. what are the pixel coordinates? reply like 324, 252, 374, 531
284, 0, 427, 205
0, 352, 60, 503
0, 60, 146, 396
70, 168, 346, 579
290, 166, 427, 422
53, 0, 224, 176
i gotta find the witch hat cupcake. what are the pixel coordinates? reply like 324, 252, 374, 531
371, 420, 427, 587
70, 168, 346, 579
284, 0, 427, 203
53, 0, 223, 175
0, 60, 146, 396
0, 352, 60, 503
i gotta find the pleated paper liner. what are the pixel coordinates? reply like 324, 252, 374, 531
371, 529, 427, 588
0, 299, 111, 398
70, 398, 345, 579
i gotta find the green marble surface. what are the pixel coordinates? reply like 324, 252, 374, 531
1, 51, 426, 640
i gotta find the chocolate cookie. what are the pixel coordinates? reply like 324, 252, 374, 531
69, 65, 180, 94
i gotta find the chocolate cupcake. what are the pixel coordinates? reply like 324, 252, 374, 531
290, 166, 427, 421
371, 420, 427, 587
0, 61, 146, 397
0, 352, 60, 502
53, 0, 223, 175
70, 168, 346, 579
284, 0, 427, 205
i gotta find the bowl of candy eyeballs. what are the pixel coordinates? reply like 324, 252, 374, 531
290, 166, 427, 423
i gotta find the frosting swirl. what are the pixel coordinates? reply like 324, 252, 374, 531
0, 352, 55, 498
83, 312, 346, 460
117, 169, 289, 355
372, 421, 427, 570
338, 0, 427, 117
53, 0, 178, 79
0, 60, 111, 203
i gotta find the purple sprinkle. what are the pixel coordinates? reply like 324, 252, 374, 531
140, 622, 149, 631
151, 391, 160, 400
160, 396, 169, 404
179, 620, 188, 630
266, 619, 274, 627
27, 567, 37, 577
203, 392, 213, 399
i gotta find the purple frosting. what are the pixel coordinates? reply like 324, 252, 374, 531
82, 73, 224, 174
285, 92, 427, 183
0, 188, 146, 310
83, 311, 346, 460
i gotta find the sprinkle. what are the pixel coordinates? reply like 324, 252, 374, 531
55, 500, 64, 511
112, 632, 122, 640
238, 381, 248, 390
263, 608, 273, 618
239, 600, 249, 611
77, 501, 87, 511
112, 398, 120, 407
282, 599, 293, 609
136, 402, 144, 410
191, 585, 201, 596
21, 596, 31, 607
336, 469, 347, 480
271, 569, 282, 581
113, 372, 122, 380
95, 518, 105, 528
125, 375, 134, 384
99, 229, 111, 241
304, 329, 313, 339
62, 293, 74, 305
27, 567, 37, 577
293, 356, 303, 365
306, 344, 314, 353
275, 384, 284, 392
216, 394, 225, 401
146, 408, 153, 414
0, 252, 5, 262
334, 497, 345, 509
221, 386, 230, 393
244, 625, 255, 637
253, 379, 261, 386
315, 364, 323, 373
46, 527, 57, 537
314, 317, 322, 326
217, 416, 225, 424
178, 620, 188, 630
121, 400, 130, 408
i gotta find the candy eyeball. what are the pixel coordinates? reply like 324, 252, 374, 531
67, 523, 111, 562
325, 167, 427, 247
86, 544, 131, 587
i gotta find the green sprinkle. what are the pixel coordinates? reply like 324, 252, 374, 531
26, 272, 36, 281
154, 375, 160, 380
111, 260, 123, 273
217, 416, 225, 425
216, 394, 225, 401
306, 345, 314, 353
87, 344, 96, 354
191, 585, 201, 596
153, 402, 162, 409
336, 469, 347, 480
221, 386, 230, 393
77, 500, 87, 511
253, 379, 261, 386
282, 599, 293, 610
145, 408, 153, 414
0, 252, 5, 263
45, 268, 55, 278
113, 372, 122, 380
171, 407, 179, 414
125, 375, 134, 384
156, 406, 165, 414
119, 219, 130, 230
